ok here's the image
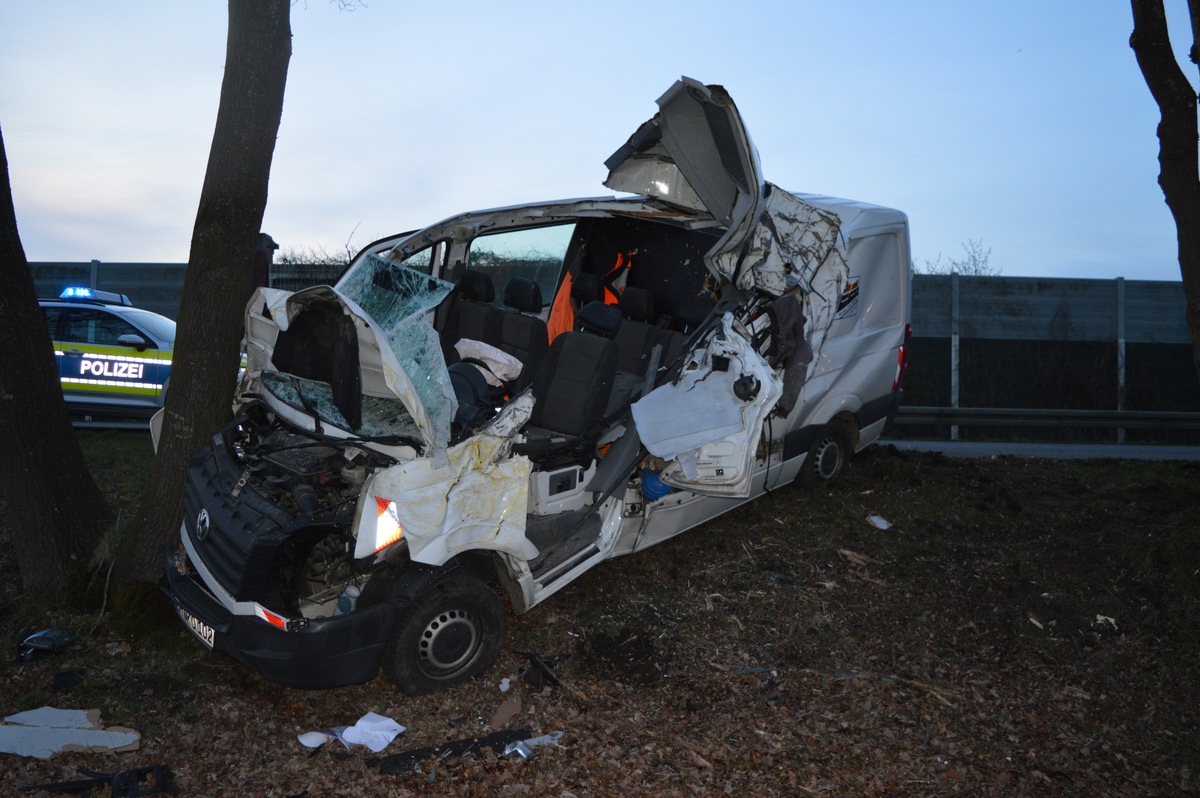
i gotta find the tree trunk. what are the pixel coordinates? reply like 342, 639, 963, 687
0, 125, 112, 596
1130, 0, 1200, 387
113, 0, 291, 587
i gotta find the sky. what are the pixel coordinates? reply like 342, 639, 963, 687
0, 1, 1195, 281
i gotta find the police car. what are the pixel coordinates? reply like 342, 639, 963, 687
40, 287, 175, 424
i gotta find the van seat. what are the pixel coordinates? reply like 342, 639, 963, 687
614, 287, 659, 378
572, 272, 602, 307
526, 300, 620, 448
657, 293, 716, 372
575, 299, 621, 338
495, 278, 549, 393
440, 270, 498, 363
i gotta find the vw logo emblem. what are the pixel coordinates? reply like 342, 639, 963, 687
196, 509, 211, 542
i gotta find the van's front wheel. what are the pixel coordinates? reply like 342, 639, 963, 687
382, 571, 506, 695
801, 421, 853, 489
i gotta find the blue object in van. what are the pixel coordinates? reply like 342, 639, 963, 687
641, 469, 674, 501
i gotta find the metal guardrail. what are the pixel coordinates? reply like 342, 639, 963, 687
895, 406, 1200, 430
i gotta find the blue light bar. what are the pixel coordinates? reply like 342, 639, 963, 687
58, 286, 133, 305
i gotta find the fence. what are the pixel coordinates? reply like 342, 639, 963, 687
901, 274, 1199, 443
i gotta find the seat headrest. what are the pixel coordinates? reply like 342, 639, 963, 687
674, 294, 715, 333
458, 270, 495, 303
572, 272, 601, 305
576, 301, 622, 338
618, 287, 654, 323
503, 278, 543, 313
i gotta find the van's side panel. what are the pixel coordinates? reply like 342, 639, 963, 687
796, 215, 911, 448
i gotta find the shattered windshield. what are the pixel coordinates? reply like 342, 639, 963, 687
262, 372, 423, 442
334, 255, 457, 452
337, 253, 454, 325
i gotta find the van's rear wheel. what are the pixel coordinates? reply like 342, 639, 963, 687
801, 421, 852, 489
382, 571, 505, 695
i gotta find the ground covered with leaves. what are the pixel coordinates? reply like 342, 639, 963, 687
2, 439, 1198, 796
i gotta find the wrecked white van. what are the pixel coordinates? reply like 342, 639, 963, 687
164, 77, 912, 691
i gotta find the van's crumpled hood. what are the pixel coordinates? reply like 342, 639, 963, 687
605, 76, 848, 298
242, 257, 457, 462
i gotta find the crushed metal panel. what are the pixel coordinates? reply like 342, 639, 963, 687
712, 184, 850, 298
631, 314, 782, 498
605, 77, 761, 228
631, 191, 853, 497
714, 185, 852, 386
354, 392, 537, 563
608, 77, 791, 301
603, 130, 708, 213
655, 79, 759, 226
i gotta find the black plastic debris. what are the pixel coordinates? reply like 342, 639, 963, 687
372, 727, 532, 775
21, 764, 176, 796
515, 651, 568, 688
17, 628, 74, 662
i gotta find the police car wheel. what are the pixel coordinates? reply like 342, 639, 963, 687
801, 421, 852, 490
382, 572, 505, 695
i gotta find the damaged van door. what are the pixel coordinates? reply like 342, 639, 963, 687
610, 77, 850, 497
630, 313, 781, 497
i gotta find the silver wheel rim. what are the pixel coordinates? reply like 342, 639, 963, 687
418, 609, 481, 677
813, 436, 843, 480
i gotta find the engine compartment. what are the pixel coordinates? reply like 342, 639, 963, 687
216, 403, 401, 616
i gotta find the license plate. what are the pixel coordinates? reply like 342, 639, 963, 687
177, 607, 215, 649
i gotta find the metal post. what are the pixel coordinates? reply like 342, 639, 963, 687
1116, 277, 1126, 444
951, 272, 960, 441
90, 259, 100, 289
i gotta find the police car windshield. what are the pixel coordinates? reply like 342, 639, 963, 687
122, 309, 176, 345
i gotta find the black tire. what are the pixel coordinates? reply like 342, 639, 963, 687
382, 571, 505, 695
800, 421, 853, 490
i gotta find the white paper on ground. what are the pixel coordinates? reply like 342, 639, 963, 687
300, 712, 405, 753
341, 711, 405, 752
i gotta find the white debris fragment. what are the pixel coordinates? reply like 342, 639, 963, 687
0, 707, 140, 759
341, 711, 406, 752
297, 730, 342, 749
866, 514, 892, 530
299, 711, 405, 753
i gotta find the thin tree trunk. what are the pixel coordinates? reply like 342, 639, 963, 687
113, 0, 291, 587
1130, 0, 1200, 387
0, 125, 112, 595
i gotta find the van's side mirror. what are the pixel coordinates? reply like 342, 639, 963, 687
117, 333, 148, 352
